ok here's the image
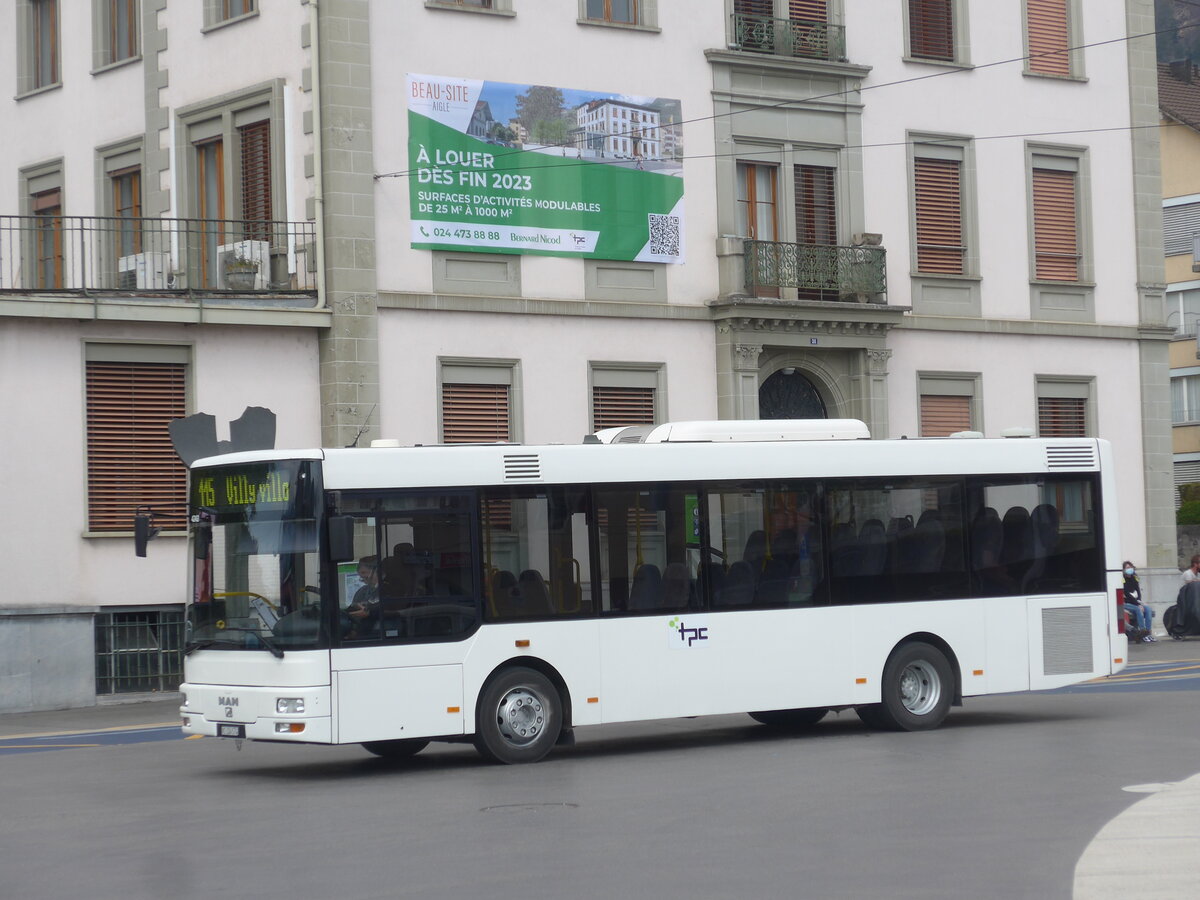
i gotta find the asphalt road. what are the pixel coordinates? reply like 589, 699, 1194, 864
2, 643, 1198, 900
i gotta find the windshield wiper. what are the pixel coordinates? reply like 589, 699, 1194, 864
185, 627, 284, 659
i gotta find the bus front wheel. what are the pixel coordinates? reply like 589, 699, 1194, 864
857, 641, 953, 732
474, 667, 562, 764
362, 739, 429, 760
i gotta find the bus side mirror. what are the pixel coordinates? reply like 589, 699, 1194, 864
134, 509, 160, 558
328, 515, 355, 563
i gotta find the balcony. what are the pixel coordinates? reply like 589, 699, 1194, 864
743, 240, 887, 302
0, 215, 317, 301
730, 13, 846, 63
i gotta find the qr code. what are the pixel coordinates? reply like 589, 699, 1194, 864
648, 213, 680, 257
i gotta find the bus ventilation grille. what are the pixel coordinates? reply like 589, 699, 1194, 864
503, 454, 541, 481
1045, 446, 1096, 469
1041, 606, 1093, 676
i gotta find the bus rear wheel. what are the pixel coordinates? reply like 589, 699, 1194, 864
362, 739, 429, 760
859, 641, 953, 732
474, 667, 562, 764
748, 708, 828, 729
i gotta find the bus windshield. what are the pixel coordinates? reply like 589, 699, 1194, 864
187, 459, 325, 654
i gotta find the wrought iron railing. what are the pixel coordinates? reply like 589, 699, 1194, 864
744, 240, 887, 299
95, 609, 184, 695
0, 215, 317, 295
731, 12, 846, 62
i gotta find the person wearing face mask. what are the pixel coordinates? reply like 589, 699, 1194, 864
1123, 561, 1154, 642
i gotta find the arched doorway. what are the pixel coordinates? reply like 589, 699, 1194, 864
759, 369, 827, 419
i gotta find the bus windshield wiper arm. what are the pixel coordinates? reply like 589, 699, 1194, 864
189, 627, 284, 659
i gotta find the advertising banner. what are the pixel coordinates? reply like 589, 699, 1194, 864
407, 73, 685, 263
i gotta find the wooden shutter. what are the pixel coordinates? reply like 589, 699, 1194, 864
1032, 168, 1078, 281
914, 157, 963, 274
789, 0, 827, 22
86, 361, 187, 531
442, 383, 510, 443
794, 165, 836, 246
239, 120, 271, 240
1027, 0, 1070, 77
909, 0, 953, 61
1038, 396, 1086, 437
920, 394, 971, 437
593, 386, 655, 431
735, 0, 773, 16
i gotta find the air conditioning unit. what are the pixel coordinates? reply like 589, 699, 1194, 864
214, 240, 270, 290
117, 252, 171, 290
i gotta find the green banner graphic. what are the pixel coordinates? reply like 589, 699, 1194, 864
407, 74, 685, 263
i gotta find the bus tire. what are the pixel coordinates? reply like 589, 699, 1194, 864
873, 641, 953, 732
474, 667, 562, 764
362, 739, 429, 760
748, 708, 828, 729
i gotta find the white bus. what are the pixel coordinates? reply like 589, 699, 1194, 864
178, 419, 1127, 764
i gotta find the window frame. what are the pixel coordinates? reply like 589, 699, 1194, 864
1171, 371, 1200, 425
438, 358, 523, 444
92, 0, 141, 72
426, 0, 514, 14
578, 0, 659, 31
903, 0, 970, 67
589, 364, 665, 432
16, 0, 61, 96
1026, 144, 1091, 285
83, 342, 191, 536
1023, 0, 1083, 80
917, 372, 982, 436
19, 159, 65, 291
1035, 376, 1094, 438
202, 0, 258, 31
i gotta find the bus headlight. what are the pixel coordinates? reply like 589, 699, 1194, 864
276, 698, 305, 714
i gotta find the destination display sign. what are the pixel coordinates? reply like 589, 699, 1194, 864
190, 461, 307, 517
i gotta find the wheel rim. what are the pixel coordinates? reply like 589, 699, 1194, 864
495, 686, 547, 747
897, 660, 942, 716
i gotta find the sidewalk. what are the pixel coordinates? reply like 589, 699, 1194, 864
0, 694, 181, 739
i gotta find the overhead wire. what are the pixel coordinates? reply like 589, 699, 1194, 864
376, 18, 1193, 182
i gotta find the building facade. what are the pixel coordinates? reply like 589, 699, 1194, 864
0, 0, 1173, 711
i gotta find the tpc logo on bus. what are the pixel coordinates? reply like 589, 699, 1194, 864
667, 616, 709, 649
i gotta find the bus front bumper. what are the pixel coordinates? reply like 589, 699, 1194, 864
180, 683, 332, 744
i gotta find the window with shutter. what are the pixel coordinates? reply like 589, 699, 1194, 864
909, 0, 954, 62
920, 394, 971, 437
1032, 168, 1079, 281
442, 383, 511, 443
794, 165, 837, 300
239, 120, 272, 241
795, 165, 836, 246
86, 361, 187, 532
1037, 396, 1086, 437
1026, 0, 1070, 77
592, 386, 655, 431
790, 0, 827, 23
914, 156, 964, 274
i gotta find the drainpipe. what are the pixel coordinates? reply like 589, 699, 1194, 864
309, 0, 327, 309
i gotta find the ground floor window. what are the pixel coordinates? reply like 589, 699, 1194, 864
94, 607, 185, 694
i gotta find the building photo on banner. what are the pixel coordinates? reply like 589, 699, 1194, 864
407, 73, 685, 263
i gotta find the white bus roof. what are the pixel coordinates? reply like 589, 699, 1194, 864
191, 420, 1106, 491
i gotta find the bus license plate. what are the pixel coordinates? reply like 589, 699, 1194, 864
217, 724, 245, 739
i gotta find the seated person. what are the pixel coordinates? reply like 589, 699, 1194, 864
345, 555, 380, 638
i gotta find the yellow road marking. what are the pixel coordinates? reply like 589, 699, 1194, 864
0, 743, 101, 750
185, 734, 206, 740
1109, 664, 1200, 680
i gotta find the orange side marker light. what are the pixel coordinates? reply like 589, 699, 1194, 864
515, 639, 530, 648
855, 677, 867, 684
